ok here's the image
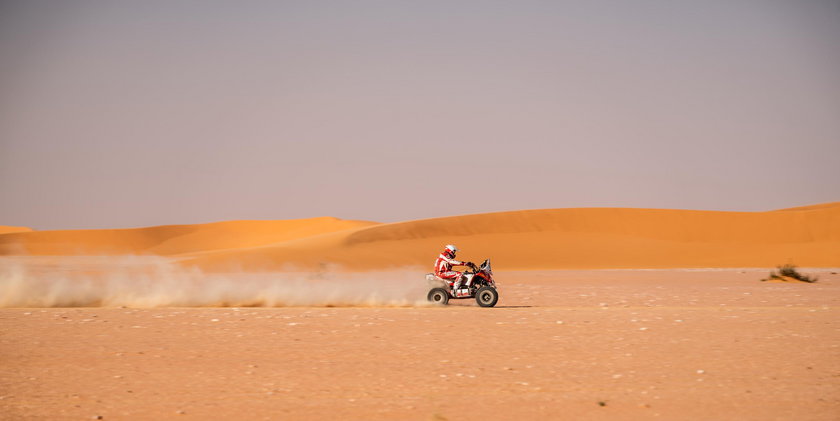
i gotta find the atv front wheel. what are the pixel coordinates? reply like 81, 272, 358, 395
427, 288, 450, 305
475, 286, 498, 307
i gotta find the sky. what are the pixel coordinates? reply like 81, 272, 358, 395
1, 0, 839, 230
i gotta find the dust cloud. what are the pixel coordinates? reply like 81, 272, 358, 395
0, 256, 430, 308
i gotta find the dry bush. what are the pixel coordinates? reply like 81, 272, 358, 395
761, 264, 818, 283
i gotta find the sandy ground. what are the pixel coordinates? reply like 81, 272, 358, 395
1, 269, 839, 420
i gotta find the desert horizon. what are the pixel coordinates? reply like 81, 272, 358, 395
2, 202, 838, 272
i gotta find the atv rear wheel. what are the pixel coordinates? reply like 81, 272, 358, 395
476, 286, 498, 307
427, 288, 450, 305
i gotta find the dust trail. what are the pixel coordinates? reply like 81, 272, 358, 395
0, 256, 431, 307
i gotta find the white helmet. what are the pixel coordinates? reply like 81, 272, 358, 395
443, 244, 459, 257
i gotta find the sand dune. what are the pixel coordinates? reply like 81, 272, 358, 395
773, 201, 840, 211
0, 226, 31, 235
182, 204, 840, 271
2, 210, 839, 419
2, 204, 838, 271
0, 217, 377, 256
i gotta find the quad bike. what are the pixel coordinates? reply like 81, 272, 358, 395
426, 259, 499, 307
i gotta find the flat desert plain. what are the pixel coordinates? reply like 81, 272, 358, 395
1, 269, 839, 421
2, 204, 839, 420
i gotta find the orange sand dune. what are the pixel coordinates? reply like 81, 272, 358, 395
3, 203, 838, 271
0, 226, 31, 235
0, 218, 378, 256
182, 203, 840, 271
773, 201, 840, 211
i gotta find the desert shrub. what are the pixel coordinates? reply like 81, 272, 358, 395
762, 264, 818, 283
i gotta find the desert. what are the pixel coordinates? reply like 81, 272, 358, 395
1, 204, 839, 420
4, 2, 839, 419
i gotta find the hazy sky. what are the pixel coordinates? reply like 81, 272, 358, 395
1, 0, 838, 229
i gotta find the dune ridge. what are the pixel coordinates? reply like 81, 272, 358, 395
773, 201, 840, 212
2, 203, 838, 271
180, 204, 840, 271
0, 218, 378, 257
0, 226, 32, 235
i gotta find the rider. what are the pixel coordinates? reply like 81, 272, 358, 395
434, 244, 474, 291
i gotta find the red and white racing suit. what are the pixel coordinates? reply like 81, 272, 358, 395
435, 253, 467, 289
